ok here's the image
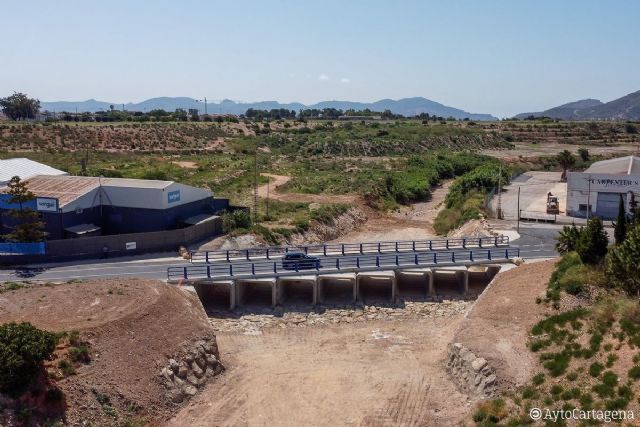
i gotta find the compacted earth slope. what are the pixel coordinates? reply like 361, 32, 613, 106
0, 279, 221, 426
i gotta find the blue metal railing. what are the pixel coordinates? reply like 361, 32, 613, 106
169, 247, 519, 281
190, 236, 510, 263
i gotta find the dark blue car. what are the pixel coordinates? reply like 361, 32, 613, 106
281, 252, 322, 270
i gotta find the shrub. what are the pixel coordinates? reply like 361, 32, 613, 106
555, 225, 581, 254
221, 209, 251, 233
589, 362, 604, 377
601, 371, 618, 387
68, 345, 90, 363
576, 217, 608, 265
629, 366, 640, 380
606, 223, 640, 295
58, 359, 76, 376
0, 322, 57, 394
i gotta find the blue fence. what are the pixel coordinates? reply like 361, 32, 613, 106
169, 247, 520, 281
0, 242, 46, 255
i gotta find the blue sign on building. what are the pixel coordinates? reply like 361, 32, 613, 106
168, 190, 181, 204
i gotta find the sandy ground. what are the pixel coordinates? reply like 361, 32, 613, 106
168, 315, 473, 427
490, 171, 566, 220
454, 260, 555, 387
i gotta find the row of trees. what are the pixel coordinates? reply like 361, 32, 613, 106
0, 92, 40, 120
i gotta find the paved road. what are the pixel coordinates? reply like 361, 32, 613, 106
0, 225, 574, 282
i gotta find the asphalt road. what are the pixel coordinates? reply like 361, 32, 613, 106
0, 225, 576, 283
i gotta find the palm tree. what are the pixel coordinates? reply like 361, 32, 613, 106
557, 150, 576, 182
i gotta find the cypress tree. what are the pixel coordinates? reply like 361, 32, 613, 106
614, 194, 627, 245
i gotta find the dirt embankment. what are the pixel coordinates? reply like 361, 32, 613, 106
453, 260, 555, 389
0, 279, 221, 426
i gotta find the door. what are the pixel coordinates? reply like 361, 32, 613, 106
595, 192, 625, 220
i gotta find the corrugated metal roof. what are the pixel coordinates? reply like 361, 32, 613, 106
584, 156, 640, 175
0, 158, 68, 183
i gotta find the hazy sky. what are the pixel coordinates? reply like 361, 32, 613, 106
1, 0, 639, 117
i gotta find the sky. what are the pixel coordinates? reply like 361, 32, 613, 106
1, 0, 639, 117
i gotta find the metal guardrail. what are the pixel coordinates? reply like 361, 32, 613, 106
190, 236, 510, 263
169, 247, 519, 281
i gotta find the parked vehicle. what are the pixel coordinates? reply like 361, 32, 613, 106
281, 252, 322, 270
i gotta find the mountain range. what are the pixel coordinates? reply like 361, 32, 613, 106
40, 97, 497, 121
515, 90, 640, 120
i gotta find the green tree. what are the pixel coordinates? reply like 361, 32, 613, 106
576, 217, 609, 265
3, 176, 45, 242
556, 224, 581, 254
629, 193, 640, 226
577, 148, 590, 162
0, 322, 57, 394
556, 150, 576, 182
0, 92, 40, 120
614, 194, 627, 245
607, 224, 640, 296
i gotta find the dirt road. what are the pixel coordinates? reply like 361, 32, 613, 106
168, 316, 473, 427
258, 173, 358, 205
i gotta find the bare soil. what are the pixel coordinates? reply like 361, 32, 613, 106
169, 316, 474, 427
453, 260, 555, 388
0, 279, 218, 426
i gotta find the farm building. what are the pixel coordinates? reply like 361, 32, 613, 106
0, 158, 68, 186
0, 174, 231, 239
566, 155, 640, 220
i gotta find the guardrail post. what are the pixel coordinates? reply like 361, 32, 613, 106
395, 242, 399, 252
376, 256, 380, 267
360, 243, 363, 254
433, 252, 437, 264
412, 241, 415, 251
252, 264, 255, 275
342, 245, 345, 256
207, 265, 211, 278
395, 255, 399, 266
336, 258, 340, 269
446, 239, 449, 249
357, 258, 360, 268
414, 254, 418, 265
226, 251, 230, 262
266, 249, 270, 260
462, 238, 466, 249
470, 251, 474, 262
274, 263, 277, 273
183, 267, 188, 279
304, 246, 308, 255
378, 242, 381, 253
494, 236, 498, 246
324, 245, 327, 256
479, 238, 483, 248
429, 240, 433, 250
488, 250, 492, 260
505, 248, 508, 259
452, 252, 455, 262
246, 250, 250, 260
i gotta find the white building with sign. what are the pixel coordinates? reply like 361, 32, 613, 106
566, 156, 640, 220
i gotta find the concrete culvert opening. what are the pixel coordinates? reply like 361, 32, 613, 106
467, 265, 501, 296
397, 274, 428, 299
359, 277, 393, 303
238, 281, 274, 308
194, 282, 232, 312
319, 279, 354, 304
433, 271, 465, 297
279, 280, 314, 306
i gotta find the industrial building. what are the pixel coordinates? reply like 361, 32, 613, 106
0, 167, 231, 240
0, 158, 68, 185
566, 155, 640, 220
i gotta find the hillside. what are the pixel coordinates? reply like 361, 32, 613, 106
515, 90, 640, 120
40, 96, 498, 120
0, 279, 223, 426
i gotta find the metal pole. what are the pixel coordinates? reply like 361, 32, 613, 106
517, 186, 521, 232
497, 164, 503, 219
266, 178, 270, 219
586, 175, 591, 220
204, 97, 207, 115
253, 149, 258, 224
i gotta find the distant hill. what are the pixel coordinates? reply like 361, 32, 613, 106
40, 96, 497, 120
515, 90, 640, 120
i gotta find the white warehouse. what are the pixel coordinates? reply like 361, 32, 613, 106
566, 156, 640, 220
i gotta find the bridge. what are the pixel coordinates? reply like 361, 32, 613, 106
169, 237, 519, 311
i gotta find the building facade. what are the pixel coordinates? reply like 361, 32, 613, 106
566, 156, 640, 220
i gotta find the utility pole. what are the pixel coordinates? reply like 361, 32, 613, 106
253, 149, 258, 224
496, 164, 503, 220
266, 178, 270, 219
517, 185, 521, 232
204, 97, 207, 115
586, 175, 592, 220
